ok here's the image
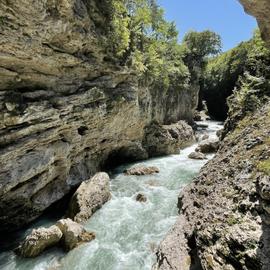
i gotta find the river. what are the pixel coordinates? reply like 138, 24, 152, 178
0, 121, 223, 270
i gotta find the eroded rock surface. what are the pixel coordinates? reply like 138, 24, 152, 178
240, 0, 270, 45
68, 172, 111, 223
0, 0, 198, 232
155, 102, 270, 269
143, 121, 195, 157
124, 166, 160, 176
56, 218, 95, 251
17, 218, 95, 257
188, 151, 206, 160
16, 225, 63, 258
195, 138, 219, 153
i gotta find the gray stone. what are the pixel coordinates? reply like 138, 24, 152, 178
68, 173, 111, 223
188, 151, 206, 160
143, 121, 195, 157
56, 219, 95, 251
16, 225, 63, 258
124, 166, 160, 176
195, 138, 219, 153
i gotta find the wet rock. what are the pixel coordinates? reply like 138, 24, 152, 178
201, 134, 209, 141
17, 218, 95, 257
196, 123, 209, 129
188, 152, 206, 160
56, 219, 95, 251
143, 121, 195, 157
16, 225, 63, 258
68, 173, 111, 223
195, 138, 219, 153
153, 217, 192, 270
193, 111, 202, 121
124, 166, 160, 176
216, 129, 223, 139
136, 193, 147, 202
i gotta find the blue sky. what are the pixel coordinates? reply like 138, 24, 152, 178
157, 0, 257, 51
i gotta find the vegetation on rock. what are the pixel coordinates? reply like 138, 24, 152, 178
202, 29, 270, 120
107, 0, 221, 92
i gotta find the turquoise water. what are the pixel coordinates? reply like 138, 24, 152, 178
0, 121, 222, 270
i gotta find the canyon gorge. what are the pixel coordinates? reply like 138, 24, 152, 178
0, 0, 270, 270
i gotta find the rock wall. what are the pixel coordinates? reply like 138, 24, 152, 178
0, 0, 198, 232
240, 0, 270, 45
154, 1, 270, 269
154, 101, 270, 270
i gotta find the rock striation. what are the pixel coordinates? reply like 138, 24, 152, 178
67, 172, 111, 223
0, 0, 198, 232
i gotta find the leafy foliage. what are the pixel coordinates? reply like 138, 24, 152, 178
105, 0, 221, 92
183, 30, 221, 63
202, 29, 270, 120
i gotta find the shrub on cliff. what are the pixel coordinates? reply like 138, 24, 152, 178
222, 30, 270, 134
202, 29, 270, 120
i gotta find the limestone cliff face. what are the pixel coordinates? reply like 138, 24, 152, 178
0, 0, 198, 232
240, 0, 270, 45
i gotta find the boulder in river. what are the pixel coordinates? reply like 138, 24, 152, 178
188, 151, 206, 160
68, 173, 111, 223
17, 219, 95, 257
16, 225, 63, 257
195, 138, 219, 153
124, 165, 159, 176
136, 193, 147, 202
143, 121, 195, 157
201, 134, 209, 141
56, 219, 95, 251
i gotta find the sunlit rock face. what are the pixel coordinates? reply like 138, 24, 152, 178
154, 2, 270, 269
0, 0, 198, 232
240, 0, 270, 44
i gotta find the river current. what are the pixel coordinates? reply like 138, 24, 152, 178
0, 121, 223, 270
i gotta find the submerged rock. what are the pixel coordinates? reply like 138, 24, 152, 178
136, 193, 147, 202
188, 151, 206, 160
195, 138, 219, 153
56, 219, 95, 251
143, 121, 195, 157
124, 166, 159, 176
68, 173, 111, 223
16, 225, 63, 258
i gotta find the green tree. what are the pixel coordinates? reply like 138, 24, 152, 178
183, 30, 222, 60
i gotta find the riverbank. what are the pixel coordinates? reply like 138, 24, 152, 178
0, 121, 223, 270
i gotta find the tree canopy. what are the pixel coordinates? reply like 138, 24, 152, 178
106, 0, 222, 92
